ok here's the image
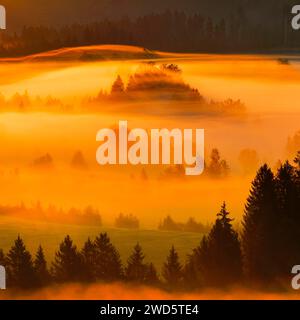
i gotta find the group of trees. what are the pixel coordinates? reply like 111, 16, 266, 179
185, 151, 300, 289
205, 148, 230, 178
31, 151, 88, 170
115, 213, 140, 229
89, 66, 203, 103
161, 148, 230, 179
0, 8, 299, 57
1, 151, 300, 291
0, 203, 102, 227
0, 234, 161, 289
0, 64, 245, 117
88, 66, 246, 116
159, 216, 210, 233
242, 152, 300, 284
0, 92, 69, 113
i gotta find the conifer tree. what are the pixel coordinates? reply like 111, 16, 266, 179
125, 243, 147, 283
275, 161, 300, 272
208, 149, 229, 178
111, 75, 125, 95
34, 245, 51, 286
184, 236, 208, 289
186, 203, 242, 287
6, 236, 37, 288
162, 246, 183, 289
144, 262, 160, 286
51, 235, 83, 282
94, 233, 123, 281
241, 164, 279, 282
81, 237, 96, 281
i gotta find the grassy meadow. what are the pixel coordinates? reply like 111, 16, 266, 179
0, 216, 202, 270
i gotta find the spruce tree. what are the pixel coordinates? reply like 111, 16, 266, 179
276, 162, 298, 221
111, 75, 125, 95
51, 235, 83, 283
186, 203, 242, 288
241, 164, 279, 282
144, 263, 160, 286
94, 233, 123, 281
34, 245, 51, 287
162, 246, 182, 289
216, 203, 243, 284
275, 161, 300, 272
184, 236, 208, 289
125, 243, 147, 283
81, 237, 97, 281
6, 236, 37, 288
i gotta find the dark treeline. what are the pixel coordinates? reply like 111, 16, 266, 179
0, 9, 299, 57
1, 151, 300, 291
159, 216, 210, 233
0, 203, 102, 227
115, 213, 140, 229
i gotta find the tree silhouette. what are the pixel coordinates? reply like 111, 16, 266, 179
0, 150, 298, 291
144, 263, 160, 286
162, 246, 183, 289
71, 151, 88, 169
51, 235, 83, 283
34, 245, 51, 287
275, 161, 300, 273
81, 237, 97, 281
184, 237, 208, 289
115, 213, 139, 229
186, 203, 242, 287
93, 233, 123, 281
111, 75, 125, 96
207, 149, 230, 178
125, 243, 147, 283
6, 236, 37, 288
241, 164, 279, 283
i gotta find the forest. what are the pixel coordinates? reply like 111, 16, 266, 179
0, 8, 299, 57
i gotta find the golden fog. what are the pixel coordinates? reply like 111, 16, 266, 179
0, 46, 299, 227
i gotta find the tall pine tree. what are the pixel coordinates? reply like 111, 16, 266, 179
81, 237, 97, 281
241, 164, 279, 283
125, 243, 147, 283
186, 203, 242, 288
34, 245, 51, 287
275, 161, 300, 274
144, 262, 160, 286
162, 246, 182, 289
51, 235, 83, 283
6, 236, 37, 288
93, 233, 123, 281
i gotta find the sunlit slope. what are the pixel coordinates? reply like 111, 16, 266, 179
0, 45, 178, 63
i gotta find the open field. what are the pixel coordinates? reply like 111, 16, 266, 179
0, 216, 203, 270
